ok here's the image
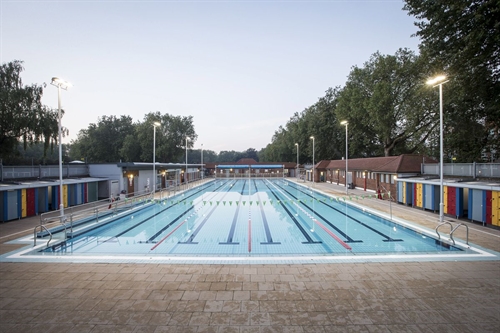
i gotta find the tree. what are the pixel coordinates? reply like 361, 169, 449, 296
71, 111, 197, 163
260, 87, 343, 163
217, 151, 242, 163
404, 0, 500, 161
335, 49, 437, 157
187, 149, 217, 164
150, 112, 197, 163
0, 60, 62, 159
70, 115, 135, 162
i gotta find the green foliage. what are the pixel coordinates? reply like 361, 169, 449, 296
404, 0, 500, 161
70, 115, 135, 162
262, 88, 343, 163
0, 60, 63, 159
2, 142, 69, 165
336, 49, 436, 157
70, 112, 198, 163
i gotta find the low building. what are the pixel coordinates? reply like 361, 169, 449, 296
204, 159, 297, 178
315, 154, 437, 197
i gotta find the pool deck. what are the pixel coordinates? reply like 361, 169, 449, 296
1, 180, 499, 332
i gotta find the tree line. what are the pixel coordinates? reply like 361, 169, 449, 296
1, 1, 498, 165
260, 0, 499, 164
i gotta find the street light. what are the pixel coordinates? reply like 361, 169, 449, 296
340, 120, 349, 194
427, 74, 448, 223
185, 137, 190, 188
310, 136, 315, 184
295, 143, 299, 179
50, 77, 71, 218
153, 121, 161, 194
201, 144, 204, 181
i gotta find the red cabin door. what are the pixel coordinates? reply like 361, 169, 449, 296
26, 188, 36, 216
486, 191, 492, 224
447, 187, 456, 216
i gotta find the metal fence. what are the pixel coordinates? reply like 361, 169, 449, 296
1, 164, 89, 181
422, 163, 500, 178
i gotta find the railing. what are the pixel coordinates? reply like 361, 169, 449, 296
215, 173, 285, 179
435, 221, 469, 246
422, 162, 500, 178
1, 164, 89, 181
35, 190, 155, 246
33, 225, 52, 247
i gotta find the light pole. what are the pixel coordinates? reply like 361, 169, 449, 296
309, 136, 315, 184
153, 121, 161, 194
201, 143, 204, 181
50, 77, 71, 218
295, 143, 299, 179
427, 75, 448, 223
185, 137, 189, 188
341, 120, 349, 194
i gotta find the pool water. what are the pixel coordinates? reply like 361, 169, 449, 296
39, 179, 465, 257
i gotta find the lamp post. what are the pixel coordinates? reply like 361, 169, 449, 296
340, 120, 349, 194
50, 77, 71, 218
427, 75, 448, 224
201, 143, 204, 181
309, 136, 315, 184
185, 137, 189, 188
152, 121, 161, 194
295, 143, 299, 179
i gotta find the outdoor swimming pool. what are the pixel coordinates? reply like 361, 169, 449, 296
4, 178, 497, 264
24, 179, 475, 257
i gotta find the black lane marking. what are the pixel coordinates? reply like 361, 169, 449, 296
219, 203, 241, 244
273, 182, 362, 243
147, 207, 194, 242
254, 179, 280, 245
49, 181, 227, 252
146, 180, 231, 242
240, 180, 246, 195
220, 192, 242, 245
180, 180, 237, 244
100, 181, 220, 242
263, 180, 321, 244
285, 181, 403, 242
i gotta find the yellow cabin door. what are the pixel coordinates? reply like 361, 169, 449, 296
21, 189, 27, 218
492, 191, 500, 226
416, 183, 423, 207
63, 185, 68, 208
443, 186, 448, 214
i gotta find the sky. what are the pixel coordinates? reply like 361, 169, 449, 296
1, 0, 420, 154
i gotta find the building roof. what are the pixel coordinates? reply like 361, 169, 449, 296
315, 160, 331, 169
205, 159, 296, 169
323, 154, 437, 173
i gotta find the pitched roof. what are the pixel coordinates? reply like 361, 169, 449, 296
315, 160, 331, 169
323, 154, 437, 173
236, 158, 258, 164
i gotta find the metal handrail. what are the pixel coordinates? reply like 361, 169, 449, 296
34, 225, 52, 247
436, 221, 454, 243
35, 191, 155, 245
451, 223, 469, 245
436, 221, 469, 246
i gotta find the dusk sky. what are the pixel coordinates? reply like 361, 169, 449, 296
1, 0, 420, 153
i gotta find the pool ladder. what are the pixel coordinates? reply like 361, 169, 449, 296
435, 222, 469, 246
34, 225, 52, 247
34, 216, 68, 247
